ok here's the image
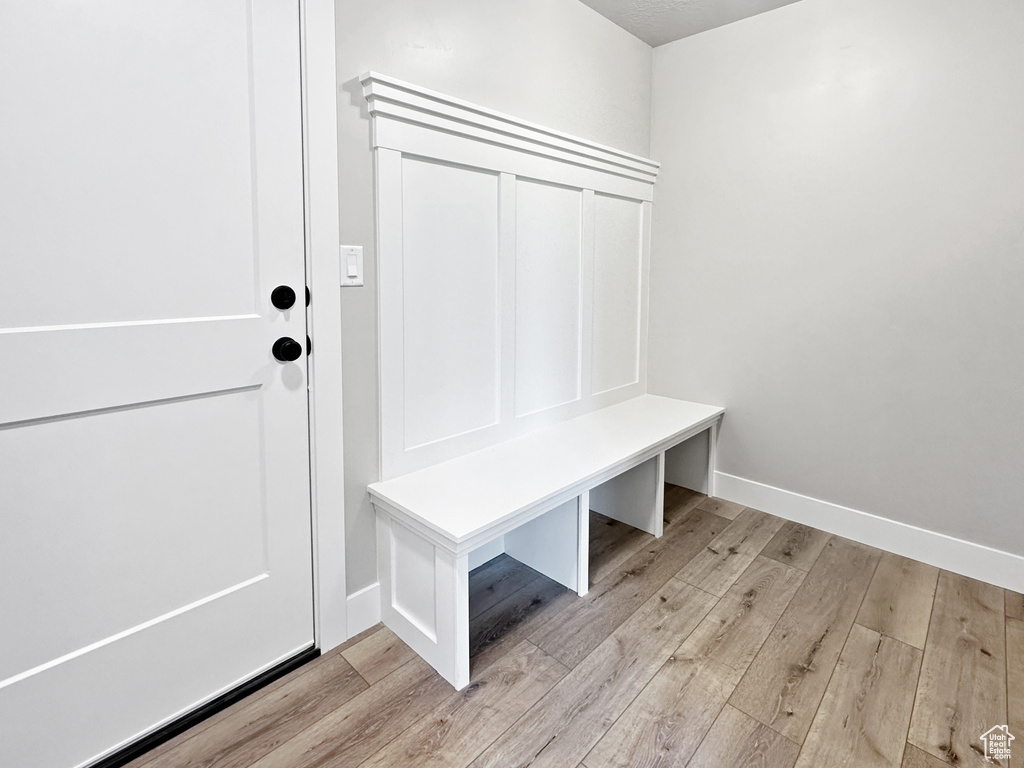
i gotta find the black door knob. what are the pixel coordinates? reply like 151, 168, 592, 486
272, 337, 302, 362
271, 286, 297, 310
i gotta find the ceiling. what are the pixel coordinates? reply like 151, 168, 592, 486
577, 0, 804, 47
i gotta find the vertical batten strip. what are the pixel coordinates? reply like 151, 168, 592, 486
580, 189, 596, 401
375, 148, 405, 480
498, 173, 517, 432
638, 200, 653, 393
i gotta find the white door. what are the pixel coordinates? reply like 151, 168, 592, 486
0, 3, 314, 767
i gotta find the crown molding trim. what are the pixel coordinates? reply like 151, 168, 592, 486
360, 71, 660, 190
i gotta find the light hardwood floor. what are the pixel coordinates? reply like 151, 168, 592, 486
128, 486, 1022, 768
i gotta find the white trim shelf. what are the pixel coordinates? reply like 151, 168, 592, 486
369, 395, 722, 554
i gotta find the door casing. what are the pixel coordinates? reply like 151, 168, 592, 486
299, 0, 346, 653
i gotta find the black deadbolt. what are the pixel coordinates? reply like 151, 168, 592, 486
271, 285, 297, 310
272, 337, 302, 362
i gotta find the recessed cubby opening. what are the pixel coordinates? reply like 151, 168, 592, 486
465, 426, 716, 676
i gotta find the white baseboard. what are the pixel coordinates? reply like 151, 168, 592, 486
346, 582, 381, 637
715, 471, 1024, 594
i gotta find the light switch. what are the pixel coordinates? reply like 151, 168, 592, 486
340, 245, 363, 287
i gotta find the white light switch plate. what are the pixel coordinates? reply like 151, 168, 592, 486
340, 245, 363, 287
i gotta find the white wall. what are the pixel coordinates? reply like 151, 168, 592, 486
649, 0, 1024, 557
336, 0, 652, 596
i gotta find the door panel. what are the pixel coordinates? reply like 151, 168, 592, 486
0, 2, 314, 766
1, 318, 262, 424
0, 2, 261, 328
0, 390, 269, 679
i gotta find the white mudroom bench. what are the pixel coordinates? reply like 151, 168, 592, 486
367, 394, 724, 689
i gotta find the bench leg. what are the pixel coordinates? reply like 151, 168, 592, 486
576, 490, 590, 597
707, 420, 719, 498
588, 453, 664, 538
376, 512, 470, 690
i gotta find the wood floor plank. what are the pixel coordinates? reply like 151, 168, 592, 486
468, 578, 718, 768
1006, 618, 1024, 759
728, 536, 882, 742
140, 651, 369, 768
685, 704, 800, 768
128, 517, 1018, 768
341, 625, 418, 685
126, 702, 241, 768
662, 484, 705, 518
469, 573, 574, 676
584, 556, 804, 768
695, 495, 745, 520
247, 656, 453, 768
360, 641, 567, 768
856, 552, 939, 649
901, 744, 954, 768
760, 521, 831, 572
469, 554, 544, 619
907, 570, 1006, 768
671, 557, 807, 692
675, 507, 785, 596
128, 644, 369, 767
794, 623, 923, 768
588, 510, 654, 587
333, 622, 383, 652
1006, 590, 1024, 622
530, 505, 727, 669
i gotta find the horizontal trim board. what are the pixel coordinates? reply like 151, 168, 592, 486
715, 471, 1024, 593
360, 72, 659, 180
373, 120, 654, 201
346, 582, 381, 637
374, 103, 654, 181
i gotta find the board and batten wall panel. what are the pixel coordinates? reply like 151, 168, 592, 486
401, 158, 501, 449
363, 74, 659, 479
514, 180, 583, 417
339, 2, 653, 600
592, 194, 645, 395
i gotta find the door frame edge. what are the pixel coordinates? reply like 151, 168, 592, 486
299, 0, 347, 652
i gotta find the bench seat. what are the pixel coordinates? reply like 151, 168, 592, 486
367, 394, 724, 689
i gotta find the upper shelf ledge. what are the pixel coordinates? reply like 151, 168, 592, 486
359, 71, 660, 186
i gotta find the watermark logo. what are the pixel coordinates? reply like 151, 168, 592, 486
980, 725, 1014, 763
